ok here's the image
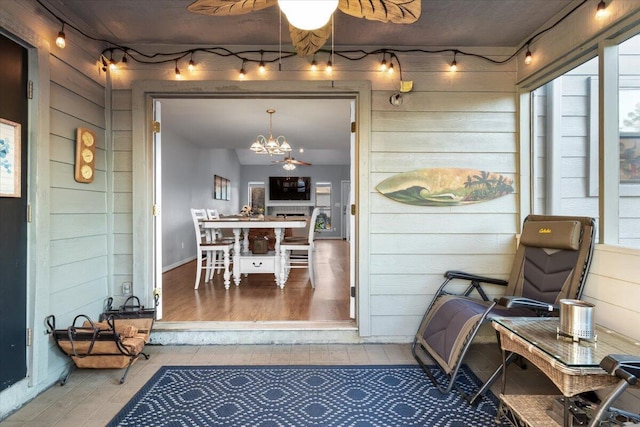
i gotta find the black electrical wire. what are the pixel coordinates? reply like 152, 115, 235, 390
35, 0, 591, 70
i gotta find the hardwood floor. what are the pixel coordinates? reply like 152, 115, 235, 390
161, 239, 351, 322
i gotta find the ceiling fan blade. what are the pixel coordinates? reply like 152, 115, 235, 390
291, 159, 312, 166
338, 0, 421, 24
187, 0, 276, 16
289, 23, 332, 57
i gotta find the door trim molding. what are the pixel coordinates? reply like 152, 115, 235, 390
131, 80, 372, 336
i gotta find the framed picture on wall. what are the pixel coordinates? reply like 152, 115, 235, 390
214, 175, 231, 200
0, 118, 21, 198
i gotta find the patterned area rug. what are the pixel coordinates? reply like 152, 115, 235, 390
108, 365, 499, 426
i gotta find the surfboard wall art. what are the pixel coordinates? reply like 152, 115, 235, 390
376, 168, 515, 206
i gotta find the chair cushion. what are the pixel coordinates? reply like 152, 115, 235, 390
417, 296, 492, 372
520, 220, 581, 250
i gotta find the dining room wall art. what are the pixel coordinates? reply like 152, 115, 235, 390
214, 175, 230, 200
0, 117, 21, 198
376, 168, 515, 206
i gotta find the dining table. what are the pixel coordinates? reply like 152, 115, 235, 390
199, 216, 307, 288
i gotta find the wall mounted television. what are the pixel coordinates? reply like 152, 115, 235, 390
269, 176, 311, 201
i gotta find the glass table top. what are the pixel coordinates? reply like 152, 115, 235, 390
493, 317, 640, 367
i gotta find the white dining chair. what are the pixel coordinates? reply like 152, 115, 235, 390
279, 208, 320, 288
207, 208, 235, 243
190, 208, 233, 289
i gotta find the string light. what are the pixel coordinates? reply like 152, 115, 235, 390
121, 51, 128, 66
109, 52, 117, 71
239, 61, 246, 80
595, 0, 608, 19
326, 14, 335, 74
524, 47, 533, 65
55, 23, 66, 49
387, 55, 395, 75
188, 52, 195, 72
34, 0, 591, 80
259, 51, 266, 74
310, 55, 318, 71
450, 52, 458, 72
174, 60, 181, 79
380, 53, 387, 71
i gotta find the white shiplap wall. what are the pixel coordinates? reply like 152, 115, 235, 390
109, 50, 518, 339
0, 0, 109, 417
112, 89, 134, 296
369, 71, 518, 337
582, 245, 640, 412
48, 62, 108, 321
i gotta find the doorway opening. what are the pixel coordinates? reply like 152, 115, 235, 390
149, 94, 357, 328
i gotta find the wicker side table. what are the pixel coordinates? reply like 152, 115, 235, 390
493, 317, 639, 427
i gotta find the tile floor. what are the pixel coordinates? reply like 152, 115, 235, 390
0, 343, 558, 426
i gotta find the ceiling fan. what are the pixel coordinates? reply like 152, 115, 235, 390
187, 0, 421, 57
272, 153, 312, 169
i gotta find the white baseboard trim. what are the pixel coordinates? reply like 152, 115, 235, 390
163, 256, 195, 273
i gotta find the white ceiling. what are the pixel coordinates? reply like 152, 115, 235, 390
40, 0, 574, 48
160, 97, 353, 166
39, 0, 575, 165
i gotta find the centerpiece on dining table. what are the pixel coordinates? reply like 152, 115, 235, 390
240, 205, 265, 220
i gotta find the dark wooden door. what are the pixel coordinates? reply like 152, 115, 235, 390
0, 34, 29, 389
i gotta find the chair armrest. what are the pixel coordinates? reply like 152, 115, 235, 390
444, 270, 509, 286
600, 354, 640, 384
440, 270, 509, 301
497, 296, 557, 312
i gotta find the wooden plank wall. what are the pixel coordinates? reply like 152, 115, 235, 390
48, 40, 108, 320
110, 47, 518, 339
112, 90, 133, 295
583, 245, 640, 410
0, 0, 109, 392
0, 1, 109, 323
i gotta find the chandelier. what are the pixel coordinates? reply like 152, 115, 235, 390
250, 109, 292, 155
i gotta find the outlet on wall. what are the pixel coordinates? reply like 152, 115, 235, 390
122, 282, 132, 295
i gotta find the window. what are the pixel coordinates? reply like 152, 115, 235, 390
530, 31, 640, 249
617, 33, 640, 248
315, 182, 332, 231
531, 57, 600, 222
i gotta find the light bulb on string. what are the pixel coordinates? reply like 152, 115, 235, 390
174, 60, 181, 79
524, 48, 533, 65
108, 52, 117, 71
121, 52, 128, 66
380, 54, 387, 72
595, 0, 608, 19
239, 61, 246, 80
55, 23, 66, 49
450, 52, 458, 72
188, 52, 195, 72
310, 58, 317, 71
388, 62, 394, 75
325, 60, 333, 74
